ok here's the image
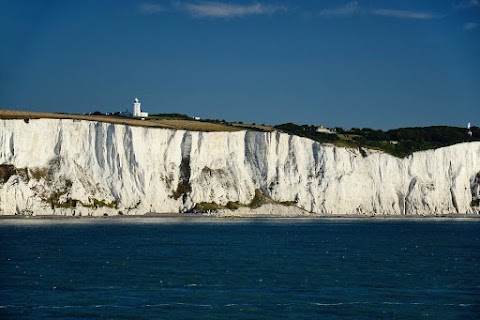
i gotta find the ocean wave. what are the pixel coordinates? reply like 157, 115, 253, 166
224, 303, 254, 307
184, 283, 200, 287
24, 304, 138, 310
312, 301, 476, 307
140, 303, 212, 308
312, 302, 363, 306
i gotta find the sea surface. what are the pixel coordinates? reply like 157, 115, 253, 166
0, 218, 479, 319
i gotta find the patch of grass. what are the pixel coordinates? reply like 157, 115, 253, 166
164, 174, 174, 189
337, 133, 361, 141
0, 164, 32, 184
226, 201, 239, 210
125, 200, 141, 210
42, 178, 73, 209
52, 198, 79, 209
193, 202, 221, 212
48, 196, 118, 210
30, 157, 61, 182
231, 123, 275, 132
0, 110, 242, 132
158, 119, 242, 132
0, 164, 16, 184
82, 198, 118, 209
248, 190, 300, 209
0, 157, 118, 211
202, 167, 227, 176
32, 168, 117, 210
249, 189, 275, 209
16, 168, 29, 182
93, 199, 118, 209
172, 156, 192, 200
30, 167, 49, 180
148, 113, 192, 120
280, 201, 297, 206
171, 181, 192, 200
192, 201, 241, 213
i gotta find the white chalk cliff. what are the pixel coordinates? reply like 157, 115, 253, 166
0, 119, 479, 216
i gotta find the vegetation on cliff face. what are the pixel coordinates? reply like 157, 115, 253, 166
191, 189, 298, 213
471, 172, 480, 207
1, 160, 117, 211
0, 164, 16, 184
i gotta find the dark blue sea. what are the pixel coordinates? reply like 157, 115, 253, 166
1, 218, 479, 319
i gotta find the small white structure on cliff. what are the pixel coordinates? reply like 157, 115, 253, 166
133, 98, 148, 118
316, 125, 335, 134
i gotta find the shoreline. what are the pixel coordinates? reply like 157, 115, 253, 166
1, 212, 479, 222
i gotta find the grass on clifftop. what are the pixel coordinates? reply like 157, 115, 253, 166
0, 109, 243, 132
274, 123, 480, 158
2, 109, 479, 157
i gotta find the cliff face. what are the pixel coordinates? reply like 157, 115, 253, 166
1, 119, 479, 216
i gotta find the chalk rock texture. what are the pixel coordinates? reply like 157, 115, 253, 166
0, 119, 479, 216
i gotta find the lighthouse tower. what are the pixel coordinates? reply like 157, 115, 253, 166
132, 98, 148, 117
133, 98, 141, 117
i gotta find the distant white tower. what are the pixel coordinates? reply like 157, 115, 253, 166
133, 97, 141, 117
132, 97, 148, 117
468, 122, 471, 129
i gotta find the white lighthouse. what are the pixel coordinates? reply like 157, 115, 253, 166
132, 97, 148, 118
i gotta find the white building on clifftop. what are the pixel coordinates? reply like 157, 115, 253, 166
133, 98, 148, 117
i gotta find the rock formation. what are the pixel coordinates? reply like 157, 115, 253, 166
1, 119, 479, 216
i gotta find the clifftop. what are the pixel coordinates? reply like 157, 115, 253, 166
2, 109, 477, 158
0, 109, 266, 133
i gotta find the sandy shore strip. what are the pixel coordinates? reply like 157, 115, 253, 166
0, 212, 479, 222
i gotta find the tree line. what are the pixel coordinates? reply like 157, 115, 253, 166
274, 123, 479, 158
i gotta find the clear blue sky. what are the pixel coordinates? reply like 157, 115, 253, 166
1, 1, 479, 129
